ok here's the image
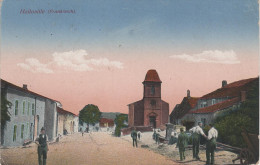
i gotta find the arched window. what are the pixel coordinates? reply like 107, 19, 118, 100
13, 125, 17, 142
151, 86, 155, 95
15, 100, 18, 116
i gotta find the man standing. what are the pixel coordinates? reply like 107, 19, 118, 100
35, 127, 49, 165
206, 124, 218, 165
131, 127, 138, 147
176, 128, 188, 161
189, 122, 207, 160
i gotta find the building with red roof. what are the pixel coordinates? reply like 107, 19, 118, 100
99, 118, 114, 127
170, 90, 199, 125
128, 69, 169, 128
171, 77, 258, 127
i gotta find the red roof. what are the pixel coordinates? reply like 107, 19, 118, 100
201, 78, 258, 99
57, 107, 76, 116
224, 78, 257, 88
190, 97, 240, 114
1, 79, 59, 102
99, 118, 114, 127
170, 97, 199, 119
143, 69, 162, 83
187, 97, 200, 108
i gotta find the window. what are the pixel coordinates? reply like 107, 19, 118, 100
200, 101, 207, 108
212, 99, 216, 105
15, 100, 18, 116
151, 86, 155, 95
13, 125, 17, 142
150, 100, 156, 107
27, 102, 30, 115
32, 103, 35, 115
21, 124, 24, 139
22, 101, 25, 114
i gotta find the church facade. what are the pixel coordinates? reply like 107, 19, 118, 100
128, 69, 169, 128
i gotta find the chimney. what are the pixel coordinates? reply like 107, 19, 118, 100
241, 91, 246, 102
187, 90, 190, 98
222, 80, 227, 87
23, 84, 28, 90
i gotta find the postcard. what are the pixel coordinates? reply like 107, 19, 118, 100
1, 0, 259, 165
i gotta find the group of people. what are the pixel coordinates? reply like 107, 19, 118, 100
177, 122, 218, 165
35, 122, 217, 165
152, 129, 161, 144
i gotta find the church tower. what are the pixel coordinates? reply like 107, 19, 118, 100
128, 69, 169, 128
143, 70, 162, 128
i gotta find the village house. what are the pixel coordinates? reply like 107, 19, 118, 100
128, 69, 169, 128
171, 77, 259, 128
1, 79, 58, 146
57, 107, 78, 135
169, 90, 199, 125
99, 118, 115, 132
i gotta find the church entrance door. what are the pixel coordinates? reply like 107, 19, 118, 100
149, 116, 156, 128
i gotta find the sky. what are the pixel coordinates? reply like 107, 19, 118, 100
1, 0, 259, 115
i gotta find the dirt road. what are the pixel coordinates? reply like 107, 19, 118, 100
1, 132, 178, 165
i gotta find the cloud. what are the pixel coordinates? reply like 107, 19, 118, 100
52, 49, 124, 71
17, 49, 124, 73
52, 49, 94, 71
170, 50, 240, 64
88, 58, 124, 69
17, 58, 54, 74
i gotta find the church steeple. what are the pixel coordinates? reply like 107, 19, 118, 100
143, 69, 161, 98
143, 69, 162, 83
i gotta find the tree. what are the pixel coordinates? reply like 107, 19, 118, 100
1, 92, 12, 129
79, 104, 101, 126
114, 114, 128, 137
214, 79, 259, 148
1, 92, 12, 144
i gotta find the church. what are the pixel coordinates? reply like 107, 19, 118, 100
128, 69, 169, 128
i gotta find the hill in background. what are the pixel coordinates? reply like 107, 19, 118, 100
101, 112, 127, 120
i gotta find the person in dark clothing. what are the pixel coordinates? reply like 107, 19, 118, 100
137, 131, 141, 140
176, 128, 189, 161
35, 127, 49, 165
153, 129, 156, 140
131, 127, 138, 147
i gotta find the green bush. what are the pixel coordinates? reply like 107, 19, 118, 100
114, 126, 121, 137
213, 79, 259, 148
214, 114, 254, 148
114, 114, 128, 137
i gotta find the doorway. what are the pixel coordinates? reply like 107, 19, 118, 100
149, 116, 156, 128
34, 115, 39, 139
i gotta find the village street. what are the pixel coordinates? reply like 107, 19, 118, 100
1, 132, 178, 165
